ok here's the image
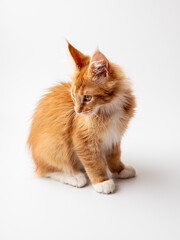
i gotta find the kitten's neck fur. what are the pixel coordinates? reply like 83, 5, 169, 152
98, 93, 128, 117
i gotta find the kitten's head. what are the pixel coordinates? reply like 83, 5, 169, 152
68, 42, 128, 116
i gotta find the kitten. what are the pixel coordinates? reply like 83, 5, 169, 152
27, 42, 136, 194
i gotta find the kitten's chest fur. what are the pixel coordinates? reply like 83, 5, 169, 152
101, 113, 122, 153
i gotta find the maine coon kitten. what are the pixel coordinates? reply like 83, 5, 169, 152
28, 42, 136, 194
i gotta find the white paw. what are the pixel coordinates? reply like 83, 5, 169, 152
74, 172, 87, 187
46, 172, 87, 188
114, 166, 136, 179
93, 179, 115, 194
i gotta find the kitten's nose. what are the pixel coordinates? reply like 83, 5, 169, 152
75, 107, 82, 114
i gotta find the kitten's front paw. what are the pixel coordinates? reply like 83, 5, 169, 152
113, 166, 136, 179
93, 179, 115, 194
74, 172, 87, 187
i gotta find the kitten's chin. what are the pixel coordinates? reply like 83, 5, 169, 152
76, 106, 100, 117
77, 112, 92, 117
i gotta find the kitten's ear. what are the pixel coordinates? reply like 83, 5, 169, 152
89, 50, 109, 84
67, 41, 89, 69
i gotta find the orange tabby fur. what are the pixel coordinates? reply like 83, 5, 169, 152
27, 42, 136, 193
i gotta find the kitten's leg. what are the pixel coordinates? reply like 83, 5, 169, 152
45, 171, 87, 188
107, 144, 136, 179
75, 146, 115, 194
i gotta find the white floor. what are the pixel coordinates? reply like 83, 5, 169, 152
1, 0, 180, 239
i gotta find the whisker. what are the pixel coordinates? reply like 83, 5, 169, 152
92, 112, 106, 130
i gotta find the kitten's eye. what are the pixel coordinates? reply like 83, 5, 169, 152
71, 92, 75, 98
83, 95, 92, 102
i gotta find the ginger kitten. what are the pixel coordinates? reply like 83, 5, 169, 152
28, 42, 136, 194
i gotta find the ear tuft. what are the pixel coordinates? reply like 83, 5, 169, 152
89, 50, 109, 84
67, 41, 89, 69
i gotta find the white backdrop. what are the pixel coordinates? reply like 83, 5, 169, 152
0, 0, 180, 240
